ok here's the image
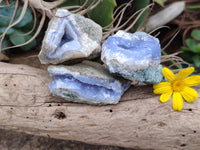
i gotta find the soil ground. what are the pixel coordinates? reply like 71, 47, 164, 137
0, 129, 133, 150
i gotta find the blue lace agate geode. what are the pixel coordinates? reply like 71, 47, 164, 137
48, 61, 131, 105
101, 30, 163, 84
39, 9, 102, 64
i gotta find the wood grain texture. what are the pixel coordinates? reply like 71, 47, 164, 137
0, 62, 200, 150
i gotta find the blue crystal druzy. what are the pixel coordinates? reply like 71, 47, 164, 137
101, 30, 163, 84
48, 61, 131, 105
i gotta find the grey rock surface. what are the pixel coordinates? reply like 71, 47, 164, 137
39, 9, 102, 64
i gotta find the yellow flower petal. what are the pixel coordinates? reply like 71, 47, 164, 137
153, 82, 172, 94
162, 67, 176, 82
176, 67, 194, 80
160, 91, 172, 103
153, 82, 170, 89
180, 87, 198, 103
183, 75, 200, 86
172, 92, 183, 111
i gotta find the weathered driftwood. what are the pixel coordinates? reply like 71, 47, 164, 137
0, 62, 200, 150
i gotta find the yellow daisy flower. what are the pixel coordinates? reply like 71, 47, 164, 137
153, 67, 200, 111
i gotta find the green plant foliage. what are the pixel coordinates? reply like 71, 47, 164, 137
88, 0, 116, 27
1, 38, 11, 56
187, 5, 200, 10
154, 0, 167, 7
134, 0, 149, 31
59, 0, 116, 27
0, 27, 15, 35
9, 30, 36, 51
0, 2, 33, 28
0, 1, 36, 51
134, 0, 167, 31
181, 29, 200, 73
193, 55, 200, 68
191, 29, 200, 41
185, 38, 197, 52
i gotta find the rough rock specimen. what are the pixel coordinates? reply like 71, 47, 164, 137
38, 9, 102, 64
101, 30, 163, 84
48, 61, 131, 105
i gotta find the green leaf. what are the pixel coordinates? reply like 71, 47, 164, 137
191, 29, 200, 41
181, 46, 190, 51
9, 30, 36, 51
185, 38, 197, 52
154, 0, 167, 7
195, 43, 200, 53
88, 0, 116, 27
0, 1, 33, 28
134, 0, 150, 31
187, 5, 200, 10
1, 38, 11, 49
192, 55, 200, 68
13, 5, 33, 28
0, 27, 15, 35
58, 0, 116, 27
0, 2, 15, 27
181, 51, 193, 63
1, 39, 11, 56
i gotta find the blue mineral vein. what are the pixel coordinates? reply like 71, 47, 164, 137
48, 61, 131, 105
101, 31, 163, 84
49, 75, 124, 104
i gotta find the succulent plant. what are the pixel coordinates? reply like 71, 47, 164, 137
59, 0, 116, 27
181, 29, 200, 73
0, 1, 36, 51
